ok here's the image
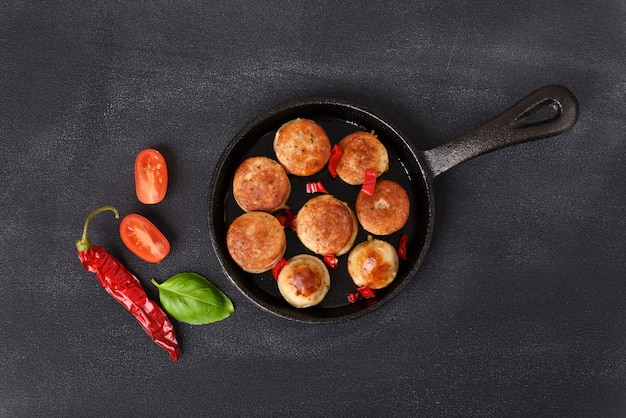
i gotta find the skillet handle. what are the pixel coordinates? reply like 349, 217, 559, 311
422, 85, 579, 178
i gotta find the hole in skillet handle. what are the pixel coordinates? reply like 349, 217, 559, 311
515, 101, 560, 127
423, 85, 579, 178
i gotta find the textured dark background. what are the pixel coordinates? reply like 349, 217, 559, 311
1, 1, 625, 416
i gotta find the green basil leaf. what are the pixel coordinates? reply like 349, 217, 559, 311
152, 272, 234, 325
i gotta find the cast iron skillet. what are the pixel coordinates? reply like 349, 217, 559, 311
208, 85, 578, 323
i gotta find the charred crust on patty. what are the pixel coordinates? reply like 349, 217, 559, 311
277, 254, 330, 308
336, 131, 389, 185
356, 179, 410, 235
347, 236, 399, 289
274, 118, 331, 176
295, 194, 358, 256
233, 156, 291, 213
226, 211, 286, 274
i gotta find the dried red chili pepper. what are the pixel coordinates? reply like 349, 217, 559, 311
360, 169, 377, 196
323, 254, 338, 269
75, 206, 180, 361
272, 257, 288, 281
397, 233, 408, 260
328, 144, 342, 178
306, 180, 328, 194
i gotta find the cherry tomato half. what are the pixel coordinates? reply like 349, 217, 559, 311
120, 214, 170, 263
135, 149, 168, 204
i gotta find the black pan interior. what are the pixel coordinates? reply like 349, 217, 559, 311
208, 99, 434, 323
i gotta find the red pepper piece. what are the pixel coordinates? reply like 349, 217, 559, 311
272, 257, 288, 281
397, 233, 408, 260
275, 209, 296, 231
323, 254, 338, 269
347, 291, 360, 303
347, 286, 376, 303
75, 206, 180, 361
357, 286, 376, 299
360, 169, 377, 196
275, 213, 287, 226
328, 144, 342, 178
306, 180, 328, 194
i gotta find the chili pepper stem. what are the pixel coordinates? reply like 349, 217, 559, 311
76, 206, 120, 252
